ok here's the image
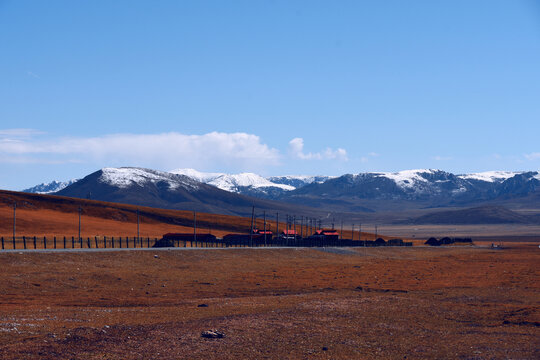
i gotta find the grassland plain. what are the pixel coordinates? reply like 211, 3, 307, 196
0, 245, 538, 359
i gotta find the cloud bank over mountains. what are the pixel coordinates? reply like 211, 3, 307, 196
0, 130, 347, 172
288, 137, 348, 161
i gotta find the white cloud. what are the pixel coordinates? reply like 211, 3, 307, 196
0, 131, 280, 170
0, 128, 45, 138
288, 137, 348, 161
524, 152, 540, 161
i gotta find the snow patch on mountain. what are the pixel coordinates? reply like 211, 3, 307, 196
171, 169, 296, 192
170, 168, 224, 183
100, 167, 199, 190
458, 171, 523, 183
23, 179, 78, 194
374, 169, 436, 189
209, 173, 294, 192
268, 175, 334, 187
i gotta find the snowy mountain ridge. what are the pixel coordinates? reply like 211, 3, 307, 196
23, 168, 540, 205
171, 168, 298, 192
23, 179, 79, 194
99, 167, 201, 191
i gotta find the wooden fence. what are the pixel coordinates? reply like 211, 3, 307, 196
0, 235, 412, 250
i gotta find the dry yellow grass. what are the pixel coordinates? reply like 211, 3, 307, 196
0, 245, 538, 359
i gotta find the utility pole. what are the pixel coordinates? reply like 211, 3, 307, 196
249, 206, 255, 247
137, 209, 140, 243
263, 211, 267, 245
276, 212, 279, 238
363, 223, 366, 255
13, 202, 16, 242
193, 211, 197, 246
78, 206, 82, 246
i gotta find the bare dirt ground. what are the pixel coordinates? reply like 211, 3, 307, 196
0, 245, 538, 359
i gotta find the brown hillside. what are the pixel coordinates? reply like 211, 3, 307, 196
0, 190, 383, 241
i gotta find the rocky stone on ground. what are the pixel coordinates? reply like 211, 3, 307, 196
201, 329, 225, 339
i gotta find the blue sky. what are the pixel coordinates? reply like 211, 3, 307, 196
1, 0, 540, 190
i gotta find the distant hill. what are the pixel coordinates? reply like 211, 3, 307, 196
23, 179, 78, 194
55, 167, 324, 217
170, 169, 331, 198
278, 169, 540, 212
21, 168, 540, 216
406, 205, 540, 225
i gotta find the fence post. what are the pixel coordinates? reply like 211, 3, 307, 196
54, 236, 57, 249
119, 237, 122, 248
104, 236, 107, 248
1, 236, 4, 250
112, 236, 115, 248
72, 236, 75, 248
13, 236, 16, 249
63, 236, 66, 249
23, 236, 27, 249
33, 236, 37, 249
44, 236, 47, 249
95, 236, 98, 248
147, 237, 149, 248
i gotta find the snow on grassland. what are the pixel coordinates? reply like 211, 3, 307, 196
458, 171, 523, 183
99, 167, 199, 190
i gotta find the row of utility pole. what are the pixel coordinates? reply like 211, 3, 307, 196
9, 202, 143, 243
7, 201, 378, 243
248, 207, 374, 241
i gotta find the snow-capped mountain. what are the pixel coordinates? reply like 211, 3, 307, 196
169, 169, 327, 198
170, 168, 294, 192
99, 167, 201, 191
283, 169, 540, 211
457, 171, 526, 183
23, 168, 540, 213
54, 167, 307, 216
23, 179, 79, 194
267, 175, 334, 188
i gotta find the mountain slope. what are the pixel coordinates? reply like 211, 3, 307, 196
23, 168, 540, 215
278, 169, 540, 211
407, 205, 540, 225
170, 169, 304, 198
55, 167, 323, 217
23, 179, 78, 194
